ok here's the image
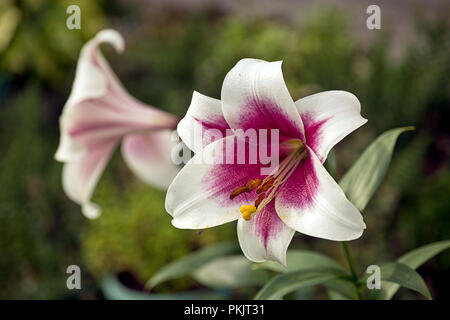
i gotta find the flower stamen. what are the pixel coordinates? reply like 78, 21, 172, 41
255, 193, 266, 208
229, 186, 248, 200
246, 179, 263, 192
230, 141, 307, 221
256, 177, 274, 194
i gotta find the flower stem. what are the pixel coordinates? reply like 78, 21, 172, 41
341, 242, 357, 280
341, 242, 362, 299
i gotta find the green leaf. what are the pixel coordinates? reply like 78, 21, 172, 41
327, 288, 352, 300
382, 240, 450, 299
254, 250, 358, 299
254, 249, 347, 274
398, 240, 450, 268
146, 243, 239, 289
374, 262, 432, 300
102, 274, 229, 300
293, 286, 316, 300
193, 255, 270, 289
254, 267, 343, 300
323, 278, 359, 299
339, 126, 414, 211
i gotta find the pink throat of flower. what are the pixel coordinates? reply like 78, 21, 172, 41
229, 139, 307, 221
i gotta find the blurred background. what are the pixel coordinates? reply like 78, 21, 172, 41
0, 0, 449, 299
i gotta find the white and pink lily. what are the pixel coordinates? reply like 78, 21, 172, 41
166, 58, 367, 265
55, 29, 179, 219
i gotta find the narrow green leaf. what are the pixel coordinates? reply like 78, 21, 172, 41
193, 255, 270, 289
376, 262, 432, 300
398, 240, 450, 268
254, 268, 343, 300
382, 240, 450, 299
146, 243, 239, 289
339, 126, 414, 211
254, 250, 356, 299
323, 278, 359, 299
254, 249, 347, 274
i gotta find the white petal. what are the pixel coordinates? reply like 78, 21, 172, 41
166, 135, 265, 229
221, 58, 305, 140
177, 91, 231, 153
55, 29, 178, 217
295, 90, 367, 162
62, 140, 118, 219
55, 28, 177, 162
237, 201, 295, 265
275, 147, 366, 241
54, 28, 115, 163
121, 130, 179, 190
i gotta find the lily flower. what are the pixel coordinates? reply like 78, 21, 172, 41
55, 29, 179, 219
166, 58, 367, 265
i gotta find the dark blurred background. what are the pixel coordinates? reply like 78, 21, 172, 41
0, 0, 448, 299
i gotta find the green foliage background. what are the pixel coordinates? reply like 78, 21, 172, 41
0, 0, 448, 299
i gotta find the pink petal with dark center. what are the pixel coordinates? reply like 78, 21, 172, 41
295, 90, 367, 163
221, 59, 305, 142
234, 97, 305, 142
202, 135, 282, 207
301, 112, 330, 162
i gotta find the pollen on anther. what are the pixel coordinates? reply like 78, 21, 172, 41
240, 205, 256, 221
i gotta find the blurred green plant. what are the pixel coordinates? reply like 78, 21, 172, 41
82, 176, 236, 291
0, 0, 105, 86
0, 85, 96, 299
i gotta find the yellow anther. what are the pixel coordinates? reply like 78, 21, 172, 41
240, 205, 257, 221
230, 186, 248, 200
257, 177, 274, 194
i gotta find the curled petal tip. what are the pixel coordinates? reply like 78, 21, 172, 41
95, 29, 125, 53
82, 202, 101, 219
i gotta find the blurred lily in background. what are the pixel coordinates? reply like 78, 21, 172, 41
166, 58, 367, 265
55, 29, 179, 219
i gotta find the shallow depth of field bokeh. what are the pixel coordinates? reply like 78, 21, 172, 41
0, 0, 449, 299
